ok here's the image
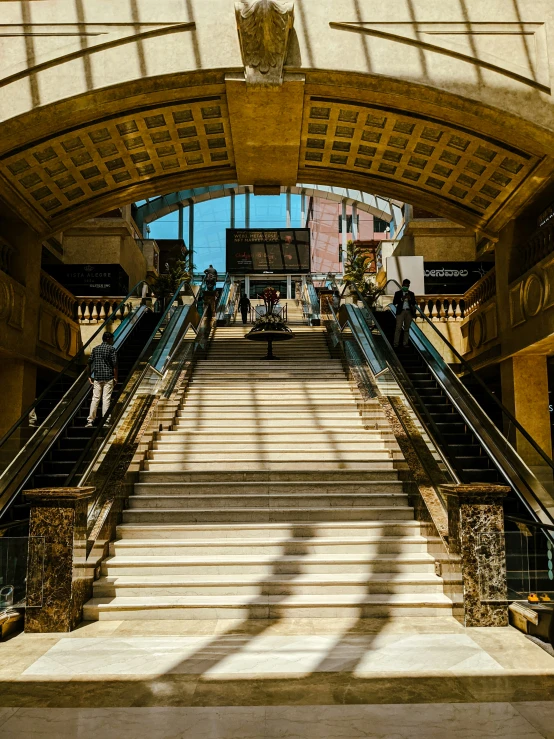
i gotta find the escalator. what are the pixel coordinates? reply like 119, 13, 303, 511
375, 310, 501, 484
30, 310, 159, 491
0, 280, 202, 530
333, 286, 554, 605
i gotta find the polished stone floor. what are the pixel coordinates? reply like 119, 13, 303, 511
1, 617, 554, 737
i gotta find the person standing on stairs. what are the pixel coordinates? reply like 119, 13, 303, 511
393, 279, 417, 348
86, 332, 118, 428
238, 292, 251, 324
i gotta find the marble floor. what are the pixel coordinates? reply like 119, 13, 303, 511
1, 617, 554, 737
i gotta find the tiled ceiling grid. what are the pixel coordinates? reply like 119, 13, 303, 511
1, 98, 235, 220
299, 98, 539, 221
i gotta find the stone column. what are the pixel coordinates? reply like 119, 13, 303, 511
24, 487, 95, 633
442, 484, 510, 627
500, 356, 553, 485
0, 359, 37, 437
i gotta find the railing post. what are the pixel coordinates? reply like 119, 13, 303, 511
24, 487, 95, 633
441, 484, 510, 627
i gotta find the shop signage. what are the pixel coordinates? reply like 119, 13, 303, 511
226, 228, 311, 274
45, 264, 130, 296
424, 262, 493, 294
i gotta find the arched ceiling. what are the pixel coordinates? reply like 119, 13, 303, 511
133, 184, 400, 231
0, 76, 549, 242
1, 2, 554, 242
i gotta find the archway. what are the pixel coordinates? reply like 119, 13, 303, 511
0, 1, 553, 243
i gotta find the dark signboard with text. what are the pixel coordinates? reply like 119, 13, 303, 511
45, 264, 130, 296
226, 228, 311, 274
424, 262, 493, 294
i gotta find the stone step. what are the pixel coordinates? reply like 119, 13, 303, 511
83, 592, 455, 620
93, 572, 459, 597
111, 534, 435, 555
143, 451, 400, 463
132, 481, 406, 495
176, 401, 360, 408
122, 505, 414, 523
149, 441, 398, 454
174, 412, 369, 420
100, 553, 435, 577
156, 432, 395, 443
142, 461, 406, 471
127, 493, 410, 509
116, 520, 423, 540
137, 469, 403, 482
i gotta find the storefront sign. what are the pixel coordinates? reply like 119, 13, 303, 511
45, 264, 130, 296
424, 262, 493, 294
226, 229, 311, 274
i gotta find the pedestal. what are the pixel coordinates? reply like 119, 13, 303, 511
24, 487, 95, 633
442, 484, 510, 627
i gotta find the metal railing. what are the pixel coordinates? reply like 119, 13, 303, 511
0, 282, 145, 520
386, 277, 554, 529
80, 291, 213, 556
62, 281, 194, 491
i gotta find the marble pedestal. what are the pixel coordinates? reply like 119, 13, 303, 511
442, 484, 510, 627
24, 487, 95, 633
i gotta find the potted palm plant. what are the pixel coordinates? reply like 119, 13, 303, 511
343, 241, 385, 309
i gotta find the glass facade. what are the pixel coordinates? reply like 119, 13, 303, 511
144, 194, 302, 274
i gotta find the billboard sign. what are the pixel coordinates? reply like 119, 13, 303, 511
226, 228, 310, 274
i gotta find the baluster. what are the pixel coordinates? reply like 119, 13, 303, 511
451, 299, 457, 319
426, 299, 433, 320
443, 299, 450, 320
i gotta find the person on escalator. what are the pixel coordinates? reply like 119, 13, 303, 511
238, 293, 251, 324
86, 332, 118, 428
393, 279, 417, 348
204, 265, 218, 291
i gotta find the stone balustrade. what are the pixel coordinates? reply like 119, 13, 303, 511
415, 296, 467, 321
76, 297, 133, 324
39, 271, 77, 320
523, 220, 554, 275
464, 268, 497, 316
413, 268, 496, 325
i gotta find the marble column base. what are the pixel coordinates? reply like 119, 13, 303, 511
442, 484, 510, 627
24, 487, 95, 633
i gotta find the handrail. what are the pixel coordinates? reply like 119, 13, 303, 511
400, 305, 554, 528
324, 297, 458, 516
349, 287, 462, 486
386, 277, 554, 473
64, 280, 192, 488
72, 280, 196, 487
0, 306, 148, 521
0, 279, 143, 450
81, 296, 213, 553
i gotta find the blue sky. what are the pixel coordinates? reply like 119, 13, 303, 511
140, 194, 302, 273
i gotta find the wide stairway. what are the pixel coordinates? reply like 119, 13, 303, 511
84, 324, 459, 620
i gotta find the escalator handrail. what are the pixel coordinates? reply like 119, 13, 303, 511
80, 300, 211, 548
216, 274, 232, 311
386, 277, 554, 473
0, 280, 144, 450
305, 275, 321, 319
349, 286, 462, 484
401, 305, 554, 527
67, 280, 195, 488
0, 307, 149, 519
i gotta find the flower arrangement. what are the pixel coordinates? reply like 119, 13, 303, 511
250, 286, 290, 332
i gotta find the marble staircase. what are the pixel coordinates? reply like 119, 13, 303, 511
84, 325, 460, 621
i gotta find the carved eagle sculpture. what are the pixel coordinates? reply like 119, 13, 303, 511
235, 0, 294, 77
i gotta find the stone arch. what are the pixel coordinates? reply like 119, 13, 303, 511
0, 1, 553, 241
